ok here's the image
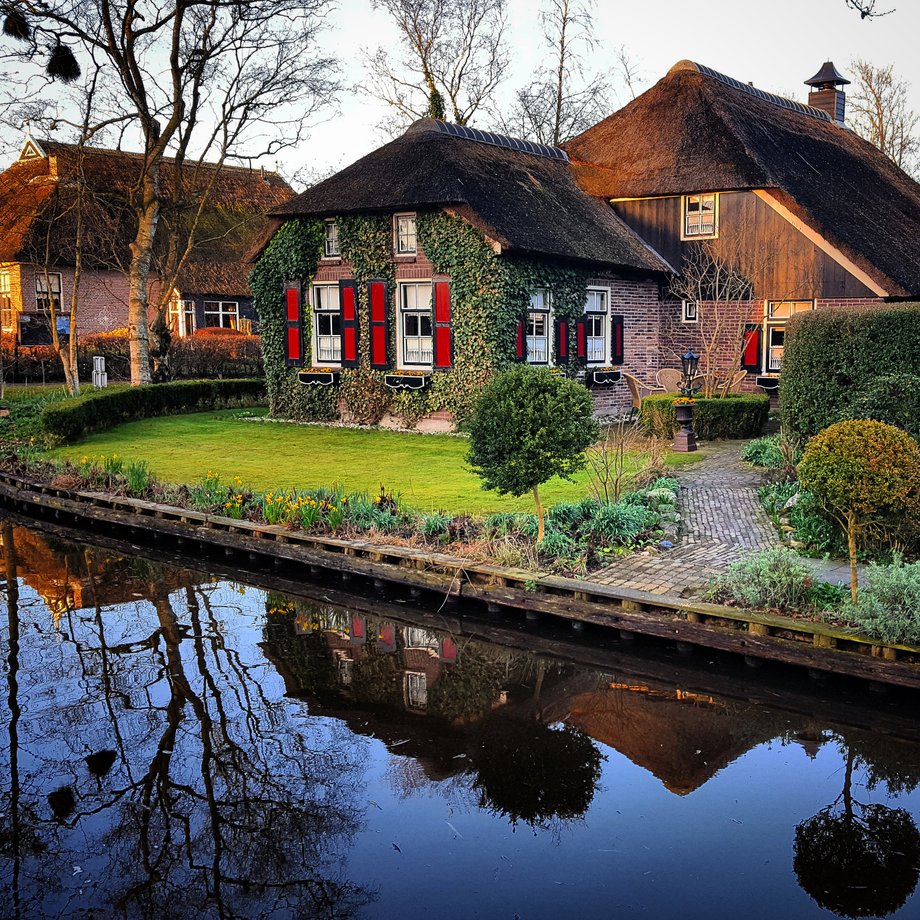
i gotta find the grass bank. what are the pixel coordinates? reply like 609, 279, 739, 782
51, 409, 705, 514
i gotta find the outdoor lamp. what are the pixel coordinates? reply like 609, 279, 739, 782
680, 350, 699, 380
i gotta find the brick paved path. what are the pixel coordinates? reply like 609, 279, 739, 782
591, 441, 777, 597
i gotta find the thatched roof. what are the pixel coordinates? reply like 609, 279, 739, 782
564, 61, 920, 296
0, 139, 293, 296
271, 119, 669, 273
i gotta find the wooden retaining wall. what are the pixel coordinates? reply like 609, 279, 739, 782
1, 470, 919, 690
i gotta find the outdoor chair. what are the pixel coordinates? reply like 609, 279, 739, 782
655, 368, 684, 393
623, 371, 663, 411
720, 370, 748, 394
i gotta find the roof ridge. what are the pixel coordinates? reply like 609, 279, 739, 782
410, 119, 569, 162
669, 60, 834, 124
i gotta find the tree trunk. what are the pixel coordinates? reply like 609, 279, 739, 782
533, 484, 545, 543
846, 512, 859, 604
128, 166, 161, 386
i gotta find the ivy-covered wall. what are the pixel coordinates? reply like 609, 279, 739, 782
250, 210, 592, 428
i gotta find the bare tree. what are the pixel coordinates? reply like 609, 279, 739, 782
848, 59, 919, 177
363, 0, 508, 130
497, 0, 609, 145
845, 0, 895, 17
1, 1, 338, 386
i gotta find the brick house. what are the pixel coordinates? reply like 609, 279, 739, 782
0, 136, 293, 345
565, 60, 920, 395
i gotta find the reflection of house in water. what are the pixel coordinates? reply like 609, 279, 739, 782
2, 525, 187, 620
287, 607, 459, 714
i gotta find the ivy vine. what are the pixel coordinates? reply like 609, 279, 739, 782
252, 211, 591, 428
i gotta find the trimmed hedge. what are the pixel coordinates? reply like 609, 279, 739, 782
41, 378, 266, 445
640, 393, 769, 440
781, 304, 920, 442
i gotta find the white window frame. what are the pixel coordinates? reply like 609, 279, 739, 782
323, 219, 340, 259
526, 289, 552, 366
203, 299, 239, 330
0, 270, 13, 331
168, 295, 197, 337
681, 300, 699, 324
35, 271, 62, 313
312, 284, 341, 366
584, 287, 609, 366
763, 300, 814, 373
681, 193, 719, 240
398, 281, 433, 369
404, 671, 428, 710
394, 213, 417, 256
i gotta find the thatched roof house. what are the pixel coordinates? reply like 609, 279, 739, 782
272, 118, 668, 274
0, 137, 293, 340
565, 60, 920, 297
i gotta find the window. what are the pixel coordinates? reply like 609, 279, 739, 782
203, 300, 239, 329
763, 300, 813, 372
527, 289, 551, 364
323, 219, 340, 258
312, 285, 341, 364
405, 672, 428, 710
0, 271, 13, 331
395, 213, 417, 255
167, 296, 196, 337
584, 288, 608, 364
683, 193, 718, 238
399, 282, 432, 367
35, 272, 62, 313
681, 300, 698, 323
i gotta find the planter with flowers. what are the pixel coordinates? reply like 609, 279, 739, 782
384, 370, 430, 390
672, 396, 698, 452
298, 368, 339, 387
586, 366, 621, 386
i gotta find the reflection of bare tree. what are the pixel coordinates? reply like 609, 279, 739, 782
0, 533, 374, 919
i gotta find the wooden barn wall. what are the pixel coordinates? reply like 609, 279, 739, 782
611, 191, 877, 300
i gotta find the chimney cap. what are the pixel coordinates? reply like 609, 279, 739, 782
805, 61, 851, 88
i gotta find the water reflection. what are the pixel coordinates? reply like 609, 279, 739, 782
2, 521, 920, 919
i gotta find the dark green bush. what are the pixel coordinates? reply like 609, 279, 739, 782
41, 378, 266, 445
640, 393, 769, 440
781, 304, 920, 442
847, 374, 920, 442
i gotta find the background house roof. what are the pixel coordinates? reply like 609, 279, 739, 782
271, 119, 670, 274
0, 141, 293, 297
563, 60, 920, 297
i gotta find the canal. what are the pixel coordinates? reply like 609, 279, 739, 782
1, 518, 919, 919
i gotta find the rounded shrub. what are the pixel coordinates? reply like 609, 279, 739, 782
798, 419, 920, 600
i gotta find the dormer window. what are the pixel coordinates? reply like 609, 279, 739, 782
682, 193, 718, 239
323, 219, 340, 258
395, 214, 417, 255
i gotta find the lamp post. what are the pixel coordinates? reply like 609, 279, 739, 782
673, 350, 699, 452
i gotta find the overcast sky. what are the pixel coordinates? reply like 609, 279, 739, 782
295, 0, 920, 184
5, 0, 919, 182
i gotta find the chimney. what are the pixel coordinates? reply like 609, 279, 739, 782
805, 61, 850, 124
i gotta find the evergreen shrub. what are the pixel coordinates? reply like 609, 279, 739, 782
843, 558, 920, 645
781, 304, 920, 442
847, 374, 920, 442
41, 378, 266, 444
640, 392, 769, 440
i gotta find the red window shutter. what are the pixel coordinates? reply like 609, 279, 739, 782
554, 318, 569, 363
432, 280, 453, 369
611, 314, 625, 366
514, 319, 526, 362
575, 316, 587, 362
284, 281, 303, 366
339, 279, 359, 368
368, 279, 389, 370
741, 323, 762, 371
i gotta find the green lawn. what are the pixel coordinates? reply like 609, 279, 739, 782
51, 409, 705, 514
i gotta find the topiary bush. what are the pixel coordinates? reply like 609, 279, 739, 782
781, 304, 920, 442
640, 392, 769, 440
798, 419, 920, 601
846, 373, 920, 442
40, 378, 266, 445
